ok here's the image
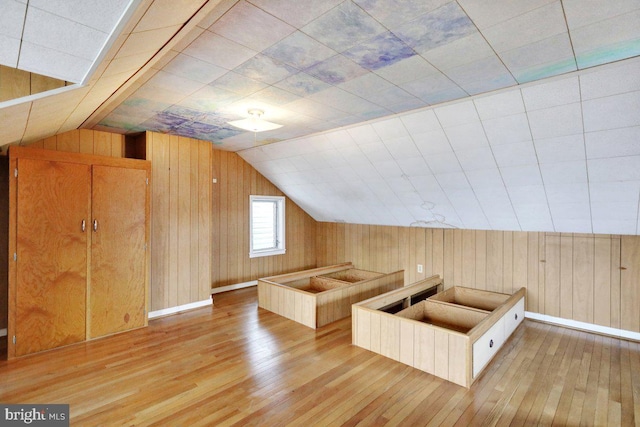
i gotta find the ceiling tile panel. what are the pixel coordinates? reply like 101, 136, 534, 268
499, 33, 576, 83
458, 0, 556, 30
413, 129, 453, 156
588, 156, 640, 182
22, 7, 108, 60
211, 1, 295, 51
0, 0, 26, 39
373, 54, 438, 85
589, 181, 640, 203
500, 164, 543, 188
569, 9, 640, 69
474, 90, 525, 120
353, 0, 450, 29
534, 134, 585, 164
482, 113, 532, 145
183, 31, 258, 70
585, 127, 640, 159
545, 183, 590, 204
579, 57, 640, 100
505, 185, 548, 205
540, 160, 588, 185
422, 32, 495, 71
425, 152, 461, 174
393, 2, 477, 55
482, 2, 566, 52
521, 76, 580, 110
434, 100, 479, 127
492, 141, 538, 167
456, 147, 497, 170
18, 41, 92, 82
444, 122, 489, 151
527, 103, 583, 139
0, 33, 21, 67
466, 168, 505, 189
247, 0, 344, 28
582, 91, 640, 132
301, 1, 386, 52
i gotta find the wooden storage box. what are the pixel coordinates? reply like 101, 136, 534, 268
258, 263, 404, 329
352, 276, 525, 388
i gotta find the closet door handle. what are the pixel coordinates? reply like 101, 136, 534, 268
81, 219, 86, 232
93, 219, 98, 232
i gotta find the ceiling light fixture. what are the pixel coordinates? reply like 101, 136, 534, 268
228, 109, 282, 132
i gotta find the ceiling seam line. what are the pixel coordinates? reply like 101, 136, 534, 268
559, 0, 579, 71
471, 99, 522, 232
577, 74, 594, 234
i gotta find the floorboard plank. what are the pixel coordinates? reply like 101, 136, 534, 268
0, 288, 639, 426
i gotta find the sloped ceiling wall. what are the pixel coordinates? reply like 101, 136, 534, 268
239, 58, 640, 235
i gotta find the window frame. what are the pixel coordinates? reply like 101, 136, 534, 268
249, 195, 286, 258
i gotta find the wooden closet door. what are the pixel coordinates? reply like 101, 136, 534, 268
15, 158, 90, 356
90, 165, 147, 338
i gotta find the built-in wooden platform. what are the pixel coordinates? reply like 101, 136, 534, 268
0, 287, 638, 425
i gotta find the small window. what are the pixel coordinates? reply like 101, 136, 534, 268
250, 195, 285, 258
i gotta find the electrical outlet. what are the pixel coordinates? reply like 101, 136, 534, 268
417, 264, 423, 273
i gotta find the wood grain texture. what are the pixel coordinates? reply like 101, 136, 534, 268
29, 129, 125, 157
14, 158, 90, 356
0, 158, 8, 331
7, 146, 151, 358
89, 165, 147, 338
209, 141, 317, 289
355, 281, 525, 387
260, 266, 403, 329
0, 288, 638, 425
0, 64, 66, 102
317, 223, 638, 333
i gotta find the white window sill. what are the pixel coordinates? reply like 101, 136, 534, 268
249, 249, 286, 258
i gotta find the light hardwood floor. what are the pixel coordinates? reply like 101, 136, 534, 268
1, 287, 639, 426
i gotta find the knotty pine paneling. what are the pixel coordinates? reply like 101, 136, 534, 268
317, 223, 640, 333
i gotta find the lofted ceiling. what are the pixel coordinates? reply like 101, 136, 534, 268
0, 0, 639, 235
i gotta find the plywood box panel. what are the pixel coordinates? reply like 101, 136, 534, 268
353, 278, 525, 388
259, 264, 403, 329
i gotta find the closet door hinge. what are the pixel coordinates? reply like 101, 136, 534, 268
12, 336, 16, 345
14, 168, 18, 178
144, 243, 148, 251
13, 253, 17, 262
146, 178, 149, 185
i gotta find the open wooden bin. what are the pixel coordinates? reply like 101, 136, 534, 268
258, 263, 404, 329
352, 276, 525, 388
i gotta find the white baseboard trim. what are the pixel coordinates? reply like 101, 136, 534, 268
211, 280, 257, 294
525, 311, 640, 341
148, 299, 212, 319
0, 328, 6, 338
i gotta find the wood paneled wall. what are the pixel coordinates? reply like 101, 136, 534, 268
19, 130, 316, 314
211, 147, 317, 288
0, 65, 68, 102
146, 131, 316, 311
146, 132, 211, 311
0, 158, 8, 330
316, 223, 640, 333
28, 129, 125, 157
